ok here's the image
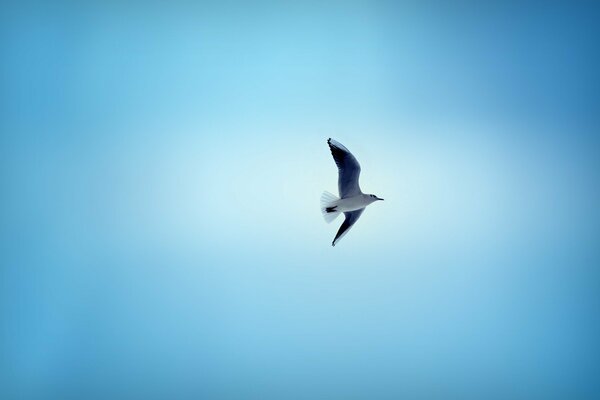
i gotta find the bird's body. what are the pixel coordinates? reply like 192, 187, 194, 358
324, 193, 379, 213
321, 138, 383, 246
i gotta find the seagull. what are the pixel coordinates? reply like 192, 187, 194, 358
321, 138, 384, 246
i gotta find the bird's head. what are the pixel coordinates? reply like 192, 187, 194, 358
367, 194, 384, 202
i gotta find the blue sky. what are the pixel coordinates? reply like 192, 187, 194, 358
1, 1, 599, 399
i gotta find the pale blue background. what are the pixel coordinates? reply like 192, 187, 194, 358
1, 1, 599, 399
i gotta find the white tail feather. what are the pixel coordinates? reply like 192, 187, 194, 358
321, 191, 341, 223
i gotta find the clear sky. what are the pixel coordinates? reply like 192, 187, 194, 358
1, 1, 599, 399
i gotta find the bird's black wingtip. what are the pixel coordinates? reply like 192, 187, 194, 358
327, 138, 331, 144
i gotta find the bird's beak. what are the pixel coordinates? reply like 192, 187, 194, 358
377, 197, 384, 201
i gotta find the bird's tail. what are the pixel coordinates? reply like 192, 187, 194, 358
321, 191, 341, 223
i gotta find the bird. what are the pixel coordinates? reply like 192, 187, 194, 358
321, 138, 384, 246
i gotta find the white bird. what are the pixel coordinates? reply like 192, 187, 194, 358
321, 138, 384, 246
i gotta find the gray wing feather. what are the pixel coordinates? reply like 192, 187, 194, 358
328, 138, 362, 198
332, 208, 365, 246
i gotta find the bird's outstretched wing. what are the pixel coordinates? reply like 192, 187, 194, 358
328, 138, 362, 198
332, 209, 365, 246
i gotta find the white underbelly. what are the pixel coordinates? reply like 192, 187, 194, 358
336, 196, 367, 212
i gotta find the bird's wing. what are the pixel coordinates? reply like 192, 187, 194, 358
328, 138, 362, 198
332, 208, 365, 247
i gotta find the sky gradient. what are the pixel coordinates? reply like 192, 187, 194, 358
1, 1, 600, 399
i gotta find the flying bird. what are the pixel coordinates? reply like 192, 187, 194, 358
321, 138, 384, 246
